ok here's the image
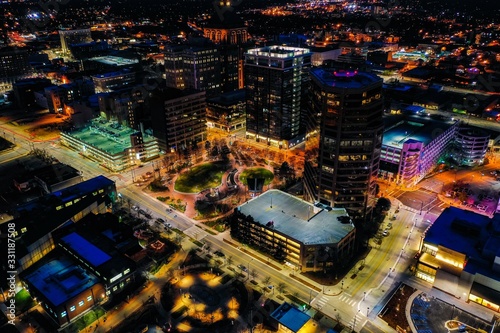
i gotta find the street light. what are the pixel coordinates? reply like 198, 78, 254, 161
367, 307, 370, 317
247, 259, 254, 281
413, 198, 423, 215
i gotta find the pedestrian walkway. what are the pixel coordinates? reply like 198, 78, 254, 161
183, 225, 209, 241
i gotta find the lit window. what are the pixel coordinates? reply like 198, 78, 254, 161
87, 295, 92, 301
79, 301, 84, 307
61, 311, 67, 317
70, 306, 76, 312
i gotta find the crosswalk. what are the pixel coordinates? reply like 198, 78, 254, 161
313, 294, 358, 310
183, 225, 208, 241
314, 295, 329, 309
346, 310, 366, 331
338, 295, 357, 307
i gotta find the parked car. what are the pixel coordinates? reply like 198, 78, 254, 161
382, 229, 389, 237
237, 264, 248, 272
156, 218, 165, 224
214, 251, 225, 257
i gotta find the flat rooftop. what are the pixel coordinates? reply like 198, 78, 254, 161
271, 302, 310, 332
424, 206, 490, 260
246, 46, 311, 58
237, 190, 354, 246
310, 68, 382, 89
24, 255, 100, 306
52, 175, 114, 205
63, 118, 155, 155
60, 232, 111, 267
89, 55, 139, 66
33, 163, 80, 185
382, 117, 457, 148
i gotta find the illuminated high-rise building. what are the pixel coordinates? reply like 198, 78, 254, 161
203, 0, 249, 92
244, 46, 311, 148
303, 68, 384, 221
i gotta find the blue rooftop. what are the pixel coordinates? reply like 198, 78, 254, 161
60, 232, 111, 267
424, 206, 490, 259
24, 256, 100, 306
52, 175, 114, 205
271, 302, 310, 332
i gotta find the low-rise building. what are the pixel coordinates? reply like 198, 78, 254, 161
60, 118, 159, 171
22, 251, 105, 327
0, 175, 116, 273
230, 190, 356, 273
416, 207, 500, 313
32, 163, 83, 194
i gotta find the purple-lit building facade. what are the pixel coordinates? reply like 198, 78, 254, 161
379, 117, 459, 186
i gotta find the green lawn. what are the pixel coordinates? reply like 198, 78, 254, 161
239, 168, 274, 185
174, 163, 226, 193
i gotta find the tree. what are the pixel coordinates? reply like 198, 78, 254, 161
227, 256, 234, 267
375, 197, 391, 213
262, 276, 271, 286
277, 282, 286, 295
250, 269, 258, 281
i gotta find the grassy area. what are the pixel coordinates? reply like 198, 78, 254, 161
203, 220, 227, 233
70, 307, 106, 332
239, 167, 274, 186
15, 289, 35, 313
174, 163, 226, 193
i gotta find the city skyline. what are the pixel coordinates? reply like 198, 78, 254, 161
0, 0, 500, 333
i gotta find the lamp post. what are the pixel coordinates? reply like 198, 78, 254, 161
247, 259, 254, 281
367, 306, 370, 317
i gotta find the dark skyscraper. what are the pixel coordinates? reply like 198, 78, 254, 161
203, 0, 249, 93
244, 46, 311, 148
304, 68, 384, 221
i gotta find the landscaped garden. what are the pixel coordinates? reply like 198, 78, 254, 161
174, 162, 227, 193
239, 167, 274, 186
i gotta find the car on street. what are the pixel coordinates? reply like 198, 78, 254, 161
214, 251, 225, 257
164, 222, 172, 228
382, 229, 389, 237
386, 223, 393, 230
237, 264, 247, 272
156, 218, 165, 224
138, 209, 146, 215
132, 205, 139, 211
